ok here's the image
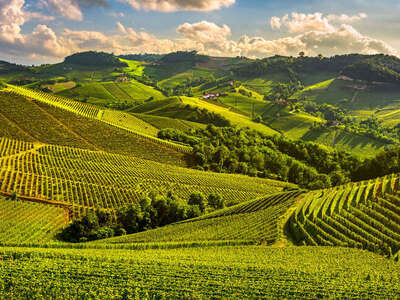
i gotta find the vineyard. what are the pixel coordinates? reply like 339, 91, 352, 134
5, 85, 192, 154
1, 245, 400, 298
289, 174, 400, 258
0, 195, 66, 244
0, 137, 292, 219
0, 90, 191, 166
101, 191, 304, 244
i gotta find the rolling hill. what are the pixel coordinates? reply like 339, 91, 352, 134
3, 51, 400, 298
0, 137, 294, 219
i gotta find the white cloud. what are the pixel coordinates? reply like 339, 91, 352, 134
119, 0, 235, 12
327, 13, 367, 24
116, 22, 127, 33
109, 11, 124, 18
270, 12, 368, 34
0, 2, 396, 65
47, 0, 83, 21
270, 13, 336, 33
270, 16, 282, 30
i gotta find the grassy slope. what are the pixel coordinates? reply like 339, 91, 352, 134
134, 113, 206, 131
180, 97, 278, 135
0, 196, 66, 243
301, 128, 387, 158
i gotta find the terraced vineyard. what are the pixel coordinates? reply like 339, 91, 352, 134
6, 85, 192, 154
0, 137, 293, 218
7, 85, 102, 119
289, 174, 400, 258
0, 195, 66, 244
0, 91, 191, 166
101, 191, 304, 244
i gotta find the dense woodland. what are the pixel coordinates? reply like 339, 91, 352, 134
159, 126, 359, 189
159, 125, 400, 189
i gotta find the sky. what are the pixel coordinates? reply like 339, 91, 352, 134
1, 0, 400, 65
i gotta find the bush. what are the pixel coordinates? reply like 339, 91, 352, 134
208, 193, 225, 209
188, 193, 206, 212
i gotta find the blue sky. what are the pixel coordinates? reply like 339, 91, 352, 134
2, 0, 399, 64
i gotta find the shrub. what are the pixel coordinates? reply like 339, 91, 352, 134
188, 193, 206, 212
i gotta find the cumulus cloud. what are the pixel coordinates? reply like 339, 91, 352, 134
47, 0, 83, 21
270, 12, 368, 34
44, 0, 108, 21
119, 0, 235, 12
263, 12, 395, 57
327, 13, 367, 24
0, 1, 396, 65
0, 0, 67, 60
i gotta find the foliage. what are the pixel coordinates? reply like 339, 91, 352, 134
353, 147, 400, 180
118, 54, 164, 62
159, 125, 360, 189
64, 51, 128, 68
342, 60, 400, 83
61, 191, 219, 242
2, 246, 400, 298
100, 190, 302, 244
0, 196, 66, 243
160, 51, 209, 65
0, 137, 291, 219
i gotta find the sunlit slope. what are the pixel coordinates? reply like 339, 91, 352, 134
100, 191, 304, 244
0, 91, 190, 166
288, 174, 400, 258
131, 96, 278, 135
301, 128, 387, 158
0, 196, 66, 244
2, 246, 400, 299
0, 137, 294, 218
180, 97, 278, 135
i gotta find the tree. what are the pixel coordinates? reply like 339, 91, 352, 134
188, 193, 206, 212
208, 193, 225, 209
299, 51, 305, 58
318, 54, 324, 60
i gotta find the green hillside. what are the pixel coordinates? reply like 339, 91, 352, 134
0, 89, 190, 166
289, 174, 400, 258
3, 51, 400, 298
0, 137, 293, 219
0, 195, 66, 244
98, 191, 304, 244
2, 246, 400, 298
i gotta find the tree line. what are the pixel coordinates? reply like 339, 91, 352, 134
60, 191, 225, 242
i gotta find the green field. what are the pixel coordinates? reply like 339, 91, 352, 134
0, 137, 293, 217
1, 245, 400, 298
99, 191, 303, 244
0, 195, 66, 244
0, 89, 190, 165
289, 174, 400, 257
